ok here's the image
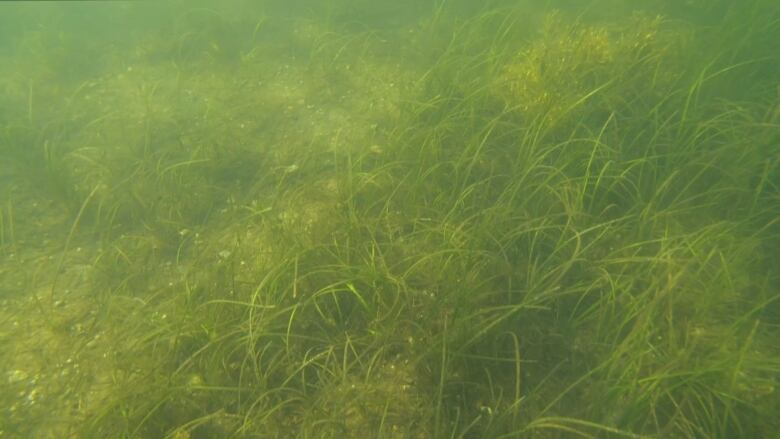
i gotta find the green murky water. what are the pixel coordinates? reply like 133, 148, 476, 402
1, 1, 778, 437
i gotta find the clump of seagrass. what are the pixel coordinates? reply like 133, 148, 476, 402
496, 13, 686, 128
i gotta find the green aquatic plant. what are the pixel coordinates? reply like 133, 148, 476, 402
0, 0, 779, 437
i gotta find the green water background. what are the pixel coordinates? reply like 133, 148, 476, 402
1, 1, 778, 437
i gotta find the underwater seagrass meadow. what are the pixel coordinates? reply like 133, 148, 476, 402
1, 0, 779, 437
